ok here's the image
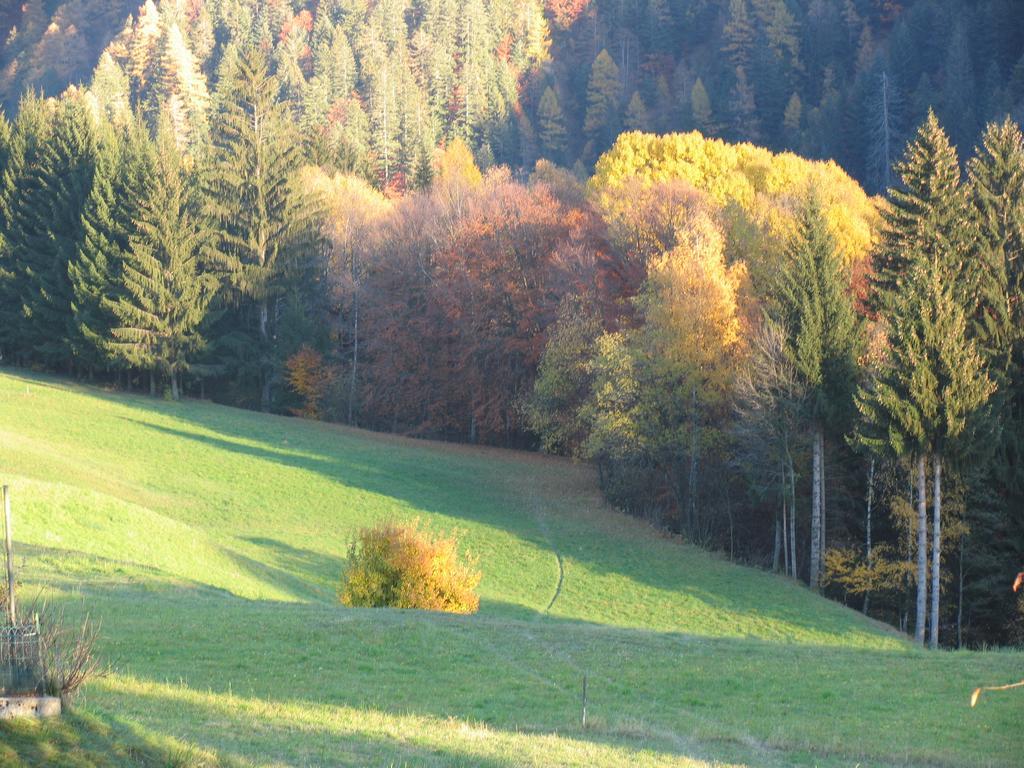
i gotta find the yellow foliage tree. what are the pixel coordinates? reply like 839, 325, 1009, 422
302, 168, 391, 423
588, 131, 880, 289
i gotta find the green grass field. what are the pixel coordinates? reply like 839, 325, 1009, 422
0, 369, 1019, 767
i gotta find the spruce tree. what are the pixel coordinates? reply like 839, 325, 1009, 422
108, 119, 217, 400
856, 254, 993, 648
583, 50, 622, 154
871, 111, 971, 312
966, 118, 1024, 624
6, 94, 95, 370
722, 0, 756, 72
969, 118, 1024, 364
537, 86, 568, 162
772, 193, 862, 588
728, 65, 761, 143
0, 109, 14, 360
0, 97, 50, 362
624, 91, 649, 132
207, 46, 319, 411
70, 118, 156, 372
859, 113, 994, 647
690, 78, 716, 136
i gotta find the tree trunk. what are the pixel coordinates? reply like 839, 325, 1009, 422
780, 458, 789, 575
915, 454, 928, 646
171, 370, 180, 401
787, 446, 798, 579
348, 290, 359, 425
864, 458, 875, 615
929, 454, 942, 650
957, 538, 963, 649
687, 386, 700, 539
149, 369, 156, 397
810, 426, 823, 588
773, 511, 782, 572
819, 431, 826, 568
259, 298, 270, 412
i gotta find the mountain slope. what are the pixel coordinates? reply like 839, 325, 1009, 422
0, 369, 1019, 767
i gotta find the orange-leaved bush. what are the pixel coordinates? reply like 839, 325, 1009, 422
339, 520, 481, 614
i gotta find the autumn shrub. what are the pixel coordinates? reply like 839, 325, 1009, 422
339, 521, 481, 614
285, 346, 336, 419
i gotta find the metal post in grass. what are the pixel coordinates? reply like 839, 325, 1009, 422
581, 672, 588, 729
3, 484, 14, 625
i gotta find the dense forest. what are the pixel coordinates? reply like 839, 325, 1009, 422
2, 0, 1023, 190
0, 0, 1021, 649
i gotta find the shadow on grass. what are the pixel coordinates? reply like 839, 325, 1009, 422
22, 580, 1024, 768
0, 706, 179, 768
118, 414, 890, 644
4, 367, 891, 644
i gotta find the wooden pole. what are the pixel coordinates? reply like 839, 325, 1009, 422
3, 484, 15, 625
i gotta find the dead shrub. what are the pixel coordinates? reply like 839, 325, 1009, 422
339, 520, 481, 614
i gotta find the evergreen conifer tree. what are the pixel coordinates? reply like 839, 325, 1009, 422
537, 86, 568, 161
583, 50, 622, 154
108, 118, 217, 400
772, 193, 862, 588
871, 111, 970, 312
722, 0, 755, 72
0, 97, 51, 362
624, 91, 649, 132
690, 78, 716, 136
207, 46, 319, 411
6, 94, 95, 370
859, 113, 994, 647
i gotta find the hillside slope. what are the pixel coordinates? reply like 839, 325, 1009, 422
0, 369, 1019, 767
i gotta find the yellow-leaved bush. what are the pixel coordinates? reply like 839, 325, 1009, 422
339, 520, 481, 614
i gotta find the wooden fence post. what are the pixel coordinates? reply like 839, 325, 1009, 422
3, 485, 14, 625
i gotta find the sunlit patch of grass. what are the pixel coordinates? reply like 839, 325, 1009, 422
0, 369, 1020, 767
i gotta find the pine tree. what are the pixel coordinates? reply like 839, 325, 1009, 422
108, 118, 217, 400
728, 66, 761, 143
859, 113, 994, 647
69, 117, 157, 372
68, 124, 125, 371
537, 86, 568, 161
624, 91, 649, 132
871, 111, 970, 312
5, 94, 95, 370
583, 50, 622, 154
0, 109, 15, 360
89, 52, 132, 127
772, 193, 862, 588
127, 0, 162, 95
782, 92, 802, 145
722, 0, 756, 72
207, 46, 320, 411
690, 77, 716, 136
965, 117, 1024, 647
856, 255, 994, 647
154, 23, 211, 149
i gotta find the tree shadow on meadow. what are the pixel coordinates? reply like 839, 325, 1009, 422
116, 410, 892, 645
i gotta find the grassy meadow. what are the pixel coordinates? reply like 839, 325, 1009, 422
0, 369, 1019, 767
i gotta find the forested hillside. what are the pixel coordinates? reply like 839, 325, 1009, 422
2, 0, 1023, 189
0, 0, 1022, 652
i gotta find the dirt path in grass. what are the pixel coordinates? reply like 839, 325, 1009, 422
528, 488, 565, 614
